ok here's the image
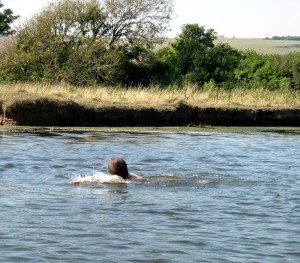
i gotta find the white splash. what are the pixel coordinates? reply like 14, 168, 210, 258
70, 171, 127, 184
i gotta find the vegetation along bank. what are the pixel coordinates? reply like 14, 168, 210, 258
1, 84, 300, 126
0, 0, 300, 126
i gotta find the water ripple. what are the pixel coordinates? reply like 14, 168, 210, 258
0, 129, 300, 262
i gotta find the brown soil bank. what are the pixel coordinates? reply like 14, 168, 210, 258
1, 98, 300, 126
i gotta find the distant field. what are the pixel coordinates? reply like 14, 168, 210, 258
1, 37, 300, 55
215, 38, 300, 55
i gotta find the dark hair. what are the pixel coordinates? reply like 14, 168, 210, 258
108, 157, 129, 179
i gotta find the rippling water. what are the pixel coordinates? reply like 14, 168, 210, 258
1, 128, 300, 262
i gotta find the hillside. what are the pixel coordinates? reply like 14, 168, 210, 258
1, 36, 300, 55
215, 38, 300, 55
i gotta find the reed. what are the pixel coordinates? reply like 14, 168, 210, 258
1, 82, 299, 109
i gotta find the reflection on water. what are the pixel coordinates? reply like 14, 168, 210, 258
0, 127, 300, 262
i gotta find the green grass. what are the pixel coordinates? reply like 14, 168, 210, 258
215, 38, 300, 55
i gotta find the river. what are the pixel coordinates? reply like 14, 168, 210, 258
1, 127, 300, 262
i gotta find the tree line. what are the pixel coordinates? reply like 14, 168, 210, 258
1, 0, 300, 90
268, 36, 300, 41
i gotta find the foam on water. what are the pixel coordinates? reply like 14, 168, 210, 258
71, 172, 230, 186
71, 171, 128, 184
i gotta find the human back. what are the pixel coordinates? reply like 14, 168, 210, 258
69, 157, 143, 184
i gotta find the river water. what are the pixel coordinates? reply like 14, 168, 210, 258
1, 128, 300, 262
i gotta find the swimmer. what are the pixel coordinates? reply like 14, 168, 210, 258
69, 157, 142, 184
108, 157, 143, 182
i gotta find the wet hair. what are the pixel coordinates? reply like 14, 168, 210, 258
108, 157, 129, 179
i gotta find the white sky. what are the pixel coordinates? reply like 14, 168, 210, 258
2, 0, 300, 38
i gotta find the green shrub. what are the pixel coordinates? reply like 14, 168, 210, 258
206, 43, 241, 85
281, 52, 300, 90
234, 50, 295, 90
0, 43, 44, 82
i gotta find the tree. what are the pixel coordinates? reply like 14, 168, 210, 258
206, 43, 241, 84
1, 0, 173, 84
5, 0, 122, 84
18, 0, 173, 49
103, 0, 174, 48
161, 24, 217, 85
0, 0, 19, 36
153, 24, 242, 87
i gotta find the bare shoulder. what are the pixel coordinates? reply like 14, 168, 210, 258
69, 181, 80, 185
127, 173, 144, 182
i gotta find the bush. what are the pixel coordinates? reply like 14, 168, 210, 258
281, 52, 300, 90
206, 43, 241, 85
0, 42, 44, 82
234, 50, 295, 90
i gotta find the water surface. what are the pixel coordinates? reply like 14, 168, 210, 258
1, 128, 300, 262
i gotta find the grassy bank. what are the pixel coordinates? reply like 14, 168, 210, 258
1, 83, 300, 127
1, 83, 300, 110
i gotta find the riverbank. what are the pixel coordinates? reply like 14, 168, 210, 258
1, 83, 300, 126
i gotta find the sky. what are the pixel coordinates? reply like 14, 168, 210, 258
2, 0, 300, 38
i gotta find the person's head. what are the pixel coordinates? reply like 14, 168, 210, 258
108, 157, 129, 179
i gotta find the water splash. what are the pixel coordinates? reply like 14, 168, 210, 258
70, 171, 127, 184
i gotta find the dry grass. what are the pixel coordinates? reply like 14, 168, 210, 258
1, 82, 300, 110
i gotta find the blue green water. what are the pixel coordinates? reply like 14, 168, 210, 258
1, 128, 300, 262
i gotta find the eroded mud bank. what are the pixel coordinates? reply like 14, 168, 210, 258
1, 98, 299, 126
